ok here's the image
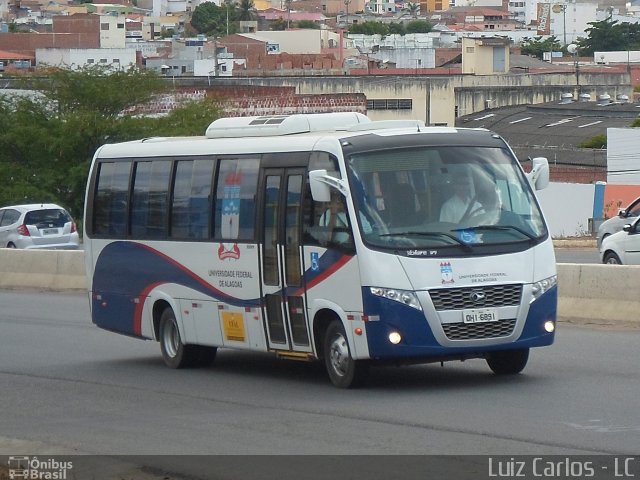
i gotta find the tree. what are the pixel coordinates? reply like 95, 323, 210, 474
405, 2, 419, 15
577, 17, 640, 56
0, 66, 221, 218
387, 22, 405, 35
520, 35, 562, 60
578, 134, 607, 149
348, 21, 389, 35
237, 0, 255, 21
270, 18, 287, 31
296, 20, 320, 29
191, 1, 231, 36
405, 20, 432, 34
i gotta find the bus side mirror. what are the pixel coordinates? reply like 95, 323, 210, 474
528, 157, 549, 191
309, 169, 331, 202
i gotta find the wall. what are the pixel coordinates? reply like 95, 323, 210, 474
241, 31, 323, 55
0, 33, 100, 54
99, 15, 126, 49
210, 71, 631, 127
36, 48, 137, 69
603, 184, 640, 218
0, 249, 86, 291
607, 128, 640, 185
536, 182, 595, 237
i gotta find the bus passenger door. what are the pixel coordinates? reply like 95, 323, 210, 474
260, 168, 312, 353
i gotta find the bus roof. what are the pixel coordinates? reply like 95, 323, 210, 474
94, 113, 498, 159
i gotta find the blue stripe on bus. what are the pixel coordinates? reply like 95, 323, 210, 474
289, 250, 353, 296
91, 241, 261, 336
362, 286, 556, 359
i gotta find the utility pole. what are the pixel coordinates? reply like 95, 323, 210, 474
344, 0, 351, 27
552, 4, 567, 45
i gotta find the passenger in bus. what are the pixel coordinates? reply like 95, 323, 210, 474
319, 193, 372, 244
319, 193, 350, 244
439, 173, 483, 223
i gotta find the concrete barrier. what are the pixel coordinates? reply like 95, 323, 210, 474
557, 263, 640, 327
0, 249, 638, 327
0, 249, 86, 291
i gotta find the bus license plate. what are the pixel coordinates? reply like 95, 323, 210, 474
463, 308, 498, 324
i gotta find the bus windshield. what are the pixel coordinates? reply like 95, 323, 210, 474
346, 145, 547, 251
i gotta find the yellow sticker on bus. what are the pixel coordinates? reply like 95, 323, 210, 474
222, 311, 246, 342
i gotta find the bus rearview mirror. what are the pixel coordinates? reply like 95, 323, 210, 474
309, 169, 331, 202
528, 157, 549, 191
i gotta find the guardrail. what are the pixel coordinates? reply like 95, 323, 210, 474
0, 249, 638, 327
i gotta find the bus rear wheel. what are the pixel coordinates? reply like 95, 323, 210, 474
159, 307, 200, 369
486, 348, 529, 375
323, 320, 369, 388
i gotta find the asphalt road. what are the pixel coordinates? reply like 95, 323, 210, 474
0, 290, 637, 478
555, 247, 600, 264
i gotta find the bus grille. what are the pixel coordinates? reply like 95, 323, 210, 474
442, 319, 516, 340
429, 284, 522, 310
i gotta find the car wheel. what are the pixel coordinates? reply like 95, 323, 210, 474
159, 307, 200, 369
7, 243, 16, 248
603, 252, 622, 265
323, 319, 369, 388
486, 348, 529, 375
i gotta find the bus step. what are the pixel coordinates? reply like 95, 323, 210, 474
275, 351, 314, 362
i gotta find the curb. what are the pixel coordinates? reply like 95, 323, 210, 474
552, 238, 597, 248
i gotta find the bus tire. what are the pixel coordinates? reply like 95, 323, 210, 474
324, 319, 369, 388
159, 307, 199, 369
486, 348, 529, 375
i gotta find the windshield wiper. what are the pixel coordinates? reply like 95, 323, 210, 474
378, 231, 473, 251
453, 225, 536, 240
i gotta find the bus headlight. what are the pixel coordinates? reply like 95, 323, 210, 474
531, 275, 557, 302
370, 287, 422, 311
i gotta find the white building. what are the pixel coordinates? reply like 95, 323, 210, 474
99, 15, 127, 49
547, 1, 598, 45
193, 56, 246, 77
0, 0, 8, 22
240, 30, 328, 54
368, 0, 397, 14
152, 0, 187, 16
607, 128, 640, 184
36, 48, 137, 70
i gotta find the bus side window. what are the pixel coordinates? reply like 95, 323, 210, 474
131, 160, 171, 239
307, 190, 354, 249
213, 157, 260, 241
94, 161, 130, 236
171, 159, 214, 240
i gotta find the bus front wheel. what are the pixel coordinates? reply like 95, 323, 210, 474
323, 319, 369, 388
486, 348, 529, 375
159, 307, 200, 369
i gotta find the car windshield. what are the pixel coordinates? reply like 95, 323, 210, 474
345, 146, 547, 251
24, 209, 71, 228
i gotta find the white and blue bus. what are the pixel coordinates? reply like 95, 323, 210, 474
83, 112, 557, 388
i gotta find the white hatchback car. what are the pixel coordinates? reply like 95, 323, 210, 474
600, 217, 640, 265
0, 203, 80, 250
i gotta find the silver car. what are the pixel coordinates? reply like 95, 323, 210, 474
596, 196, 640, 250
0, 203, 80, 250
600, 217, 640, 265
